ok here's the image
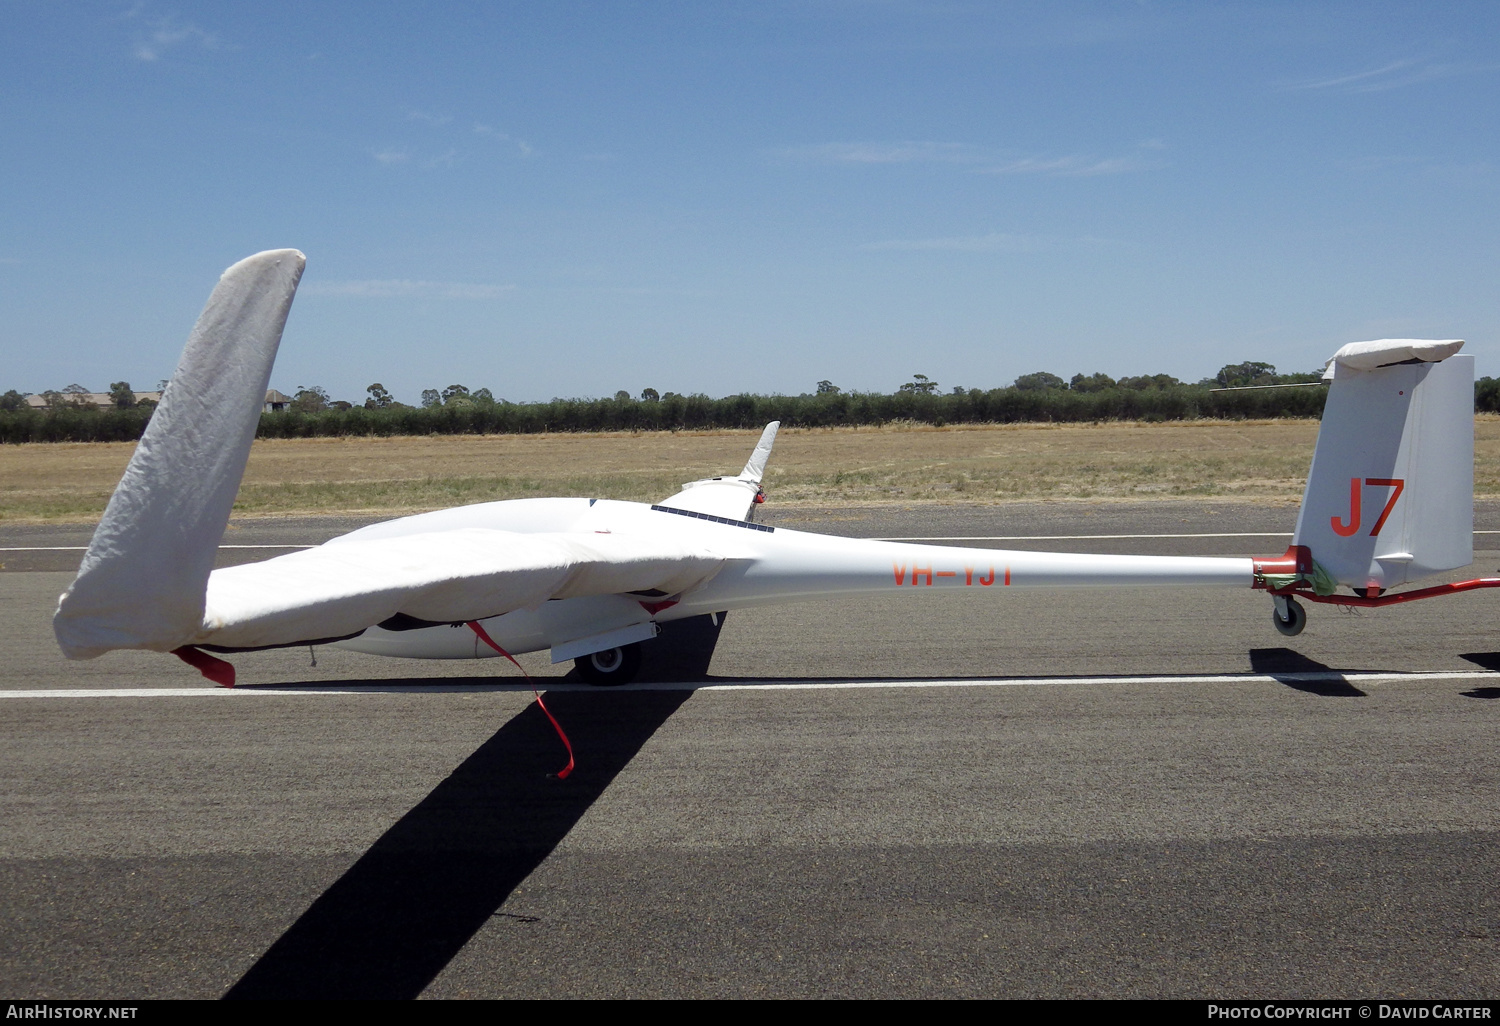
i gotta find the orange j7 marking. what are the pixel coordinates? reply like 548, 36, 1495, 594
1331, 477, 1405, 538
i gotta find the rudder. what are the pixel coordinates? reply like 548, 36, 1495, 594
1293, 339, 1472, 592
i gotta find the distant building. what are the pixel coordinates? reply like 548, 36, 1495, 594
25, 391, 163, 410
22, 390, 292, 411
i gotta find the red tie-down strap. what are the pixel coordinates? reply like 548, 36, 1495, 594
467, 621, 575, 780
172, 646, 236, 688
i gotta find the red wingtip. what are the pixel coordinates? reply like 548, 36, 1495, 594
171, 646, 237, 688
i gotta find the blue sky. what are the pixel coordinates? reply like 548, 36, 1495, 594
2, 1, 1496, 405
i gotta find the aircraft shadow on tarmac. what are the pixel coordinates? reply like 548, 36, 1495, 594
1247, 648, 1366, 697
222, 623, 1463, 997
224, 686, 693, 1000
1458, 653, 1500, 698
223, 616, 735, 1000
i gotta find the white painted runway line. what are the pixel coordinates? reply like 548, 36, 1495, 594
878, 531, 1500, 541
877, 533, 1293, 541
5, 670, 1497, 699
0, 544, 315, 552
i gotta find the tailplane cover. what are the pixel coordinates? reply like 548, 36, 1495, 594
54, 250, 305, 658
1293, 339, 1472, 591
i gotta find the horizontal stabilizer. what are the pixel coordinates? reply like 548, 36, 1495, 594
1326, 338, 1465, 373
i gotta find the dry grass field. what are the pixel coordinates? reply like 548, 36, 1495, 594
4, 417, 1500, 522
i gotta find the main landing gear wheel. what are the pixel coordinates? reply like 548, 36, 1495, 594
574, 642, 643, 686
1272, 595, 1307, 637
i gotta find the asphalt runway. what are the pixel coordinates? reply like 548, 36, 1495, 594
2, 501, 1499, 998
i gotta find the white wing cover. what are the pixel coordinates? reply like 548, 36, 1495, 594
196, 529, 726, 650
55, 250, 305, 659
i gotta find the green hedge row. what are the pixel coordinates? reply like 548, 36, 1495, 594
6, 377, 1498, 444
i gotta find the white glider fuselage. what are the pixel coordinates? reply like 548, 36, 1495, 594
330, 496, 1253, 661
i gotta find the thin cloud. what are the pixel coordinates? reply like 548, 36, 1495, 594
977, 152, 1165, 177
782, 141, 1164, 177
862, 232, 1115, 253
130, 14, 217, 62
474, 124, 534, 157
303, 280, 516, 299
1346, 154, 1496, 184
403, 107, 453, 126
863, 232, 1046, 253
1285, 58, 1499, 94
780, 141, 979, 165
372, 149, 410, 165
1060, 155, 1166, 177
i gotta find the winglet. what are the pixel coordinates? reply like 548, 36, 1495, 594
740, 421, 780, 483
54, 250, 305, 659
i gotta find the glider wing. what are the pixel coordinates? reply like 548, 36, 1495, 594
55, 250, 305, 659
195, 528, 727, 651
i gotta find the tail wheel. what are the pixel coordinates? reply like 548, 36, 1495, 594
574, 642, 643, 686
1272, 596, 1307, 637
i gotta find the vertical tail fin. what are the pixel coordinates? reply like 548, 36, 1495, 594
1293, 339, 1472, 592
740, 421, 780, 483
657, 421, 781, 521
54, 250, 305, 659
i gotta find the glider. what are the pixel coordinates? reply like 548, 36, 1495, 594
53, 250, 1494, 686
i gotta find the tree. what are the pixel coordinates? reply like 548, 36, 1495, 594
365, 383, 394, 409
1478, 377, 1500, 413
293, 385, 330, 413
0, 390, 27, 412
472, 388, 496, 404
59, 384, 92, 407
1069, 372, 1116, 393
899, 373, 938, 395
816, 380, 841, 395
1215, 361, 1278, 389
441, 384, 471, 405
109, 381, 136, 408
640, 388, 660, 402
1118, 373, 1180, 390
614, 390, 631, 402
1014, 371, 1066, 391
420, 389, 442, 408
